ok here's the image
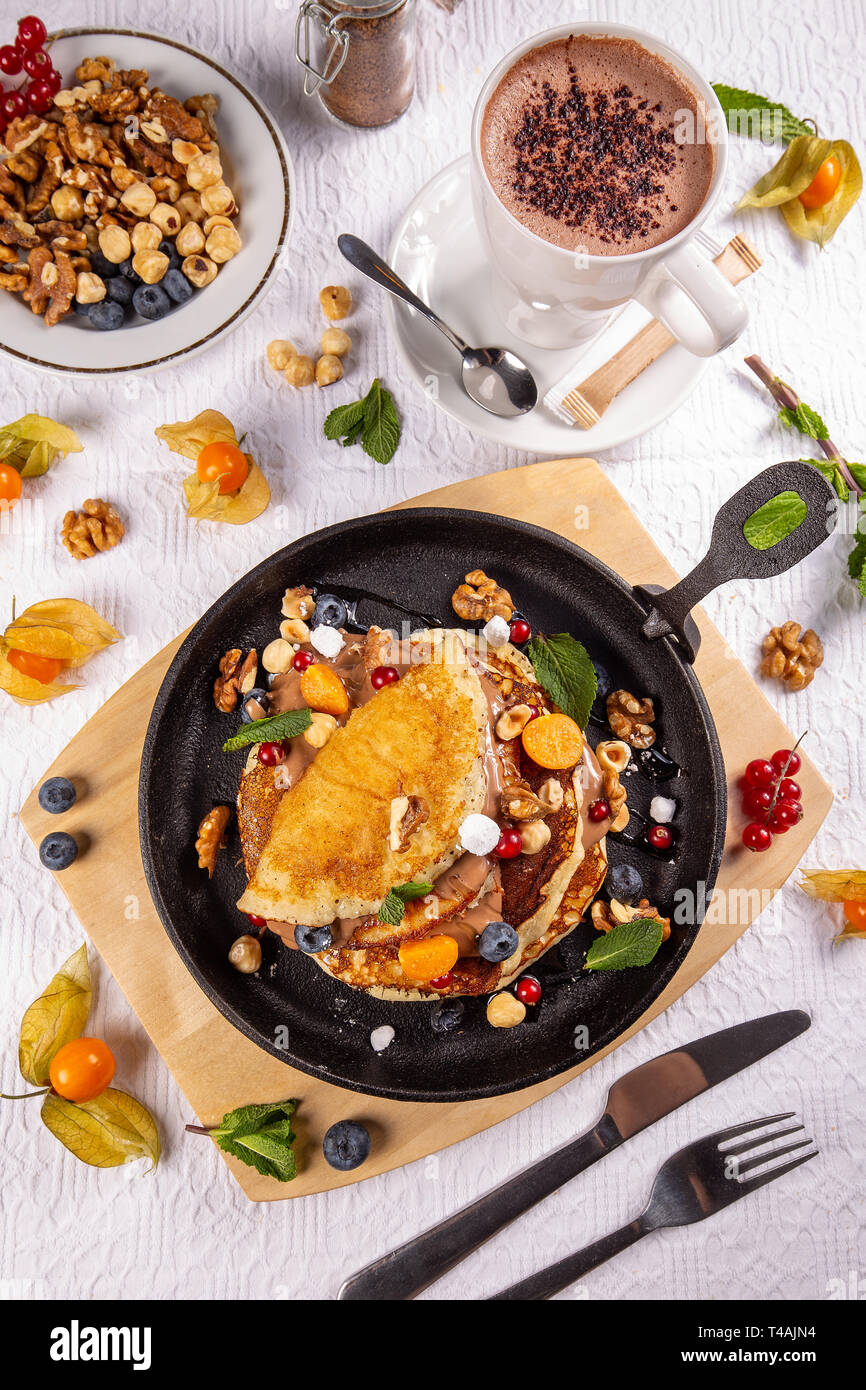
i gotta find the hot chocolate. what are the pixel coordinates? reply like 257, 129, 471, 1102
481, 34, 714, 256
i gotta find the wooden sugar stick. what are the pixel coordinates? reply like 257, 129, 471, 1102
561, 236, 762, 429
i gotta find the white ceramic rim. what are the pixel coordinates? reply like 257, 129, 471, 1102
0, 27, 294, 376
470, 20, 729, 265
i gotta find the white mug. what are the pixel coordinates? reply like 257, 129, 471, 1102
470, 21, 748, 356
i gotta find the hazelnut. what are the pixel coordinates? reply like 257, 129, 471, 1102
175, 191, 206, 224
181, 254, 218, 288
149, 202, 182, 237
120, 181, 157, 218
98, 224, 131, 264
186, 153, 223, 190
538, 777, 564, 814
267, 338, 297, 372
205, 224, 242, 263
320, 285, 352, 321
132, 249, 169, 285
152, 176, 182, 204
228, 935, 262, 974
487, 993, 526, 1028
279, 617, 311, 644
262, 638, 294, 674
50, 185, 85, 221
320, 327, 352, 358
284, 355, 315, 388
200, 182, 237, 217
304, 712, 338, 749
202, 214, 234, 236
172, 139, 201, 164
75, 271, 106, 304
176, 221, 206, 258
520, 821, 551, 855
131, 221, 162, 253
315, 353, 343, 387
495, 703, 533, 741
281, 586, 315, 620
595, 739, 632, 775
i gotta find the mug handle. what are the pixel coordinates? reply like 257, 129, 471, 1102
634, 240, 749, 357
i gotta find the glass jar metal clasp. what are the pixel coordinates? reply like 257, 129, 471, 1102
295, 2, 351, 96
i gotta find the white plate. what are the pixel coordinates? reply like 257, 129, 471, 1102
0, 28, 293, 375
386, 157, 709, 455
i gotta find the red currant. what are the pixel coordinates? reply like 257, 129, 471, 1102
515, 975, 541, 1005
742, 785, 773, 817
257, 741, 284, 766
0, 43, 22, 75
44, 64, 61, 93
587, 799, 610, 822
2, 89, 28, 119
769, 802, 799, 834
783, 800, 803, 823
22, 47, 50, 77
647, 824, 673, 850
744, 758, 776, 788
370, 665, 399, 689
247, 913, 267, 929
778, 778, 801, 802
742, 822, 772, 852
429, 971, 453, 990
526, 705, 541, 720
292, 650, 313, 671
771, 748, 801, 776
17, 16, 48, 51
509, 618, 531, 644
493, 828, 523, 859
25, 76, 53, 113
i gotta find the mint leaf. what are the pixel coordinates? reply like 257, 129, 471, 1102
223, 706, 312, 752
846, 462, 866, 492
378, 880, 434, 925
526, 632, 598, 729
848, 534, 866, 597
585, 918, 664, 972
810, 458, 849, 503
779, 401, 829, 440
743, 491, 807, 551
711, 84, 813, 143
324, 398, 366, 442
362, 379, 401, 465
210, 1099, 298, 1182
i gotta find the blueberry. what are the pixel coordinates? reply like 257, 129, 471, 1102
38, 777, 77, 815
133, 284, 171, 320
312, 594, 348, 628
73, 298, 92, 317
159, 239, 182, 270
105, 275, 133, 306
323, 1119, 371, 1171
478, 920, 519, 963
431, 998, 464, 1033
89, 248, 116, 279
87, 299, 126, 331
39, 832, 78, 871
162, 267, 192, 305
591, 660, 613, 717
294, 924, 333, 954
119, 257, 142, 283
606, 862, 644, 905
240, 688, 270, 723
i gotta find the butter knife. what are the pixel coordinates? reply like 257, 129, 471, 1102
337, 1009, 810, 1301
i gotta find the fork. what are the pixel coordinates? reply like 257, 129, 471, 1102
488, 1114, 817, 1300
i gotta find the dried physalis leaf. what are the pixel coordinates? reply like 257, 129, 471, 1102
154, 409, 237, 461
799, 870, 866, 902
182, 457, 270, 525
737, 135, 862, 247
0, 414, 83, 478
18, 944, 91, 1086
41, 1087, 161, 1170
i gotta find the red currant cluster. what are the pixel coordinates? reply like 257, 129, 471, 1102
741, 747, 803, 853
0, 17, 58, 135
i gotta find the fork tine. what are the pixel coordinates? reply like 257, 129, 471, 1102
738, 1147, 818, 1192
713, 1111, 795, 1143
737, 1138, 814, 1176
722, 1123, 804, 1158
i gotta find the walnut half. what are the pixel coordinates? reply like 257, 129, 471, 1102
452, 569, 514, 623
606, 689, 656, 748
760, 622, 823, 691
213, 647, 257, 712
61, 498, 124, 559
195, 805, 230, 877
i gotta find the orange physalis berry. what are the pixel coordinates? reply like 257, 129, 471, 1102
49, 1037, 116, 1102
0, 462, 23, 510
798, 156, 843, 210
196, 441, 249, 495
521, 712, 584, 769
299, 662, 350, 718
843, 900, 866, 931
6, 648, 64, 684
398, 933, 459, 983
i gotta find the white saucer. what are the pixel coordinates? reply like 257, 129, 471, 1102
386, 156, 709, 455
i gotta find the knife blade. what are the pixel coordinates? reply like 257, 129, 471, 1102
337, 1009, 810, 1301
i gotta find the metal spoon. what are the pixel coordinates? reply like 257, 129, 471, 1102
337, 234, 538, 417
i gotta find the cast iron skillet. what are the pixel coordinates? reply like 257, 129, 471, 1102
139, 462, 834, 1102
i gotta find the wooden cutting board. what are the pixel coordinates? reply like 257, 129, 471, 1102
19, 458, 833, 1201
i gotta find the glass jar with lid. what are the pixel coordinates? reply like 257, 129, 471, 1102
295, 1, 416, 129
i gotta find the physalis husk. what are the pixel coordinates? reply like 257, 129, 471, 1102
799, 870, 866, 903
155, 410, 270, 525
0, 414, 83, 478
0, 599, 120, 705
737, 135, 862, 247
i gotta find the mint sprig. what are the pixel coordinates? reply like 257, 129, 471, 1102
324, 378, 401, 465
223, 707, 312, 752
526, 632, 598, 730
711, 84, 814, 144
190, 1100, 298, 1182
743, 491, 807, 551
585, 918, 664, 972
378, 880, 433, 925
779, 401, 829, 441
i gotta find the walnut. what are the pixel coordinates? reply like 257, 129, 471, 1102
75, 56, 117, 84
389, 794, 430, 852
606, 689, 656, 748
2, 116, 48, 154
213, 647, 258, 712
601, 768, 629, 832
760, 622, 823, 692
61, 498, 125, 558
6, 151, 41, 183
23, 245, 76, 324
195, 805, 230, 877
499, 779, 550, 822
363, 624, 399, 672
451, 569, 514, 622
591, 897, 670, 941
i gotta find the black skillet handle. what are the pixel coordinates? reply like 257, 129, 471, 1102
633, 462, 838, 663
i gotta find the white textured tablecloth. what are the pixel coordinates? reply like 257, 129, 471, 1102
1, 0, 863, 1303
